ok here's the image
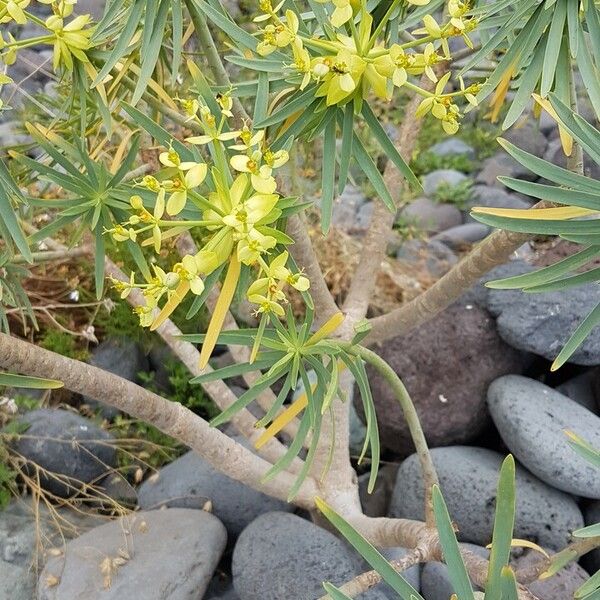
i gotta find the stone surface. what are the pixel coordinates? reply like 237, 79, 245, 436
137, 450, 291, 538
389, 446, 583, 550
0, 501, 104, 600
399, 197, 463, 234
487, 277, 600, 366
463, 260, 535, 310
396, 239, 458, 278
429, 138, 476, 159
38, 509, 226, 600
557, 370, 598, 412
328, 184, 370, 234
488, 375, 600, 498
583, 501, 600, 574
380, 547, 420, 594
422, 169, 468, 196
83, 338, 148, 418
357, 302, 522, 455
432, 223, 490, 249
359, 464, 399, 518
476, 152, 537, 187
421, 544, 488, 600
11, 409, 116, 497
232, 512, 388, 600
514, 551, 589, 600
503, 119, 549, 158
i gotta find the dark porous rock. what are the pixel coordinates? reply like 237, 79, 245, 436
431, 223, 490, 249
488, 375, 600, 498
422, 169, 468, 196
476, 152, 538, 187
232, 512, 388, 600
389, 446, 583, 550
396, 239, 458, 278
399, 197, 463, 234
429, 139, 476, 159
357, 303, 522, 455
12, 409, 116, 497
137, 450, 291, 538
421, 544, 488, 600
514, 551, 589, 600
487, 278, 600, 366
83, 338, 148, 418
38, 509, 226, 600
503, 119, 548, 158
462, 260, 535, 310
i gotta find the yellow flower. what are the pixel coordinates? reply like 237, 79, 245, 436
45, 14, 94, 70
415, 72, 461, 134
257, 9, 299, 56
230, 146, 288, 194
158, 149, 208, 215
292, 44, 312, 90
237, 229, 277, 265
314, 48, 366, 106
248, 294, 286, 317
216, 92, 234, 118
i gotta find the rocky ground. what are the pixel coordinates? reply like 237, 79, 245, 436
2, 4, 600, 600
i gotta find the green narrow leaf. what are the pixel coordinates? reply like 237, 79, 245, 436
0, 372, 63, 389
94, 0, 146, 85
0, 162, 31, 261
254, 72, 270, 126
171, 0, 184, 86
485, 455, 516, 600
486, 246, 600, 290
131, 0, 170, 105
432, 485, 475, 600
316, 498, 425, 599
541, 0, 566, 96
574, 565, 600, 598
361, 104, 421, 192
322, 583, 354, 600
94, 226, 105, 299
338, 103, 354, 194
321, 117, 337, 233
499, 566, 519, 600
351, 132, 394, 212
190, 358, 276, 383
552, 302, 600, 370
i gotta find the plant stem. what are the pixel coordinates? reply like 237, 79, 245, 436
341, 342, 439, 527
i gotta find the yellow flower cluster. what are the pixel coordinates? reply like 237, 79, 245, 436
108, 94, 310, 366
253, 0, 480, 133
0, 0, 93, 71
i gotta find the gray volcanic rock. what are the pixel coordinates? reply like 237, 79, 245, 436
389, 446, 583, 550
488, 375, 600, 498
38, 509, 226, 600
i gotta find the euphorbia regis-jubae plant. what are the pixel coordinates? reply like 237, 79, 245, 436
1, 1, 600, 598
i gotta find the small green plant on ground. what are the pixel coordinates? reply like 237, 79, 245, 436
432, 180, 474, 209
410, 152, 475, 178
